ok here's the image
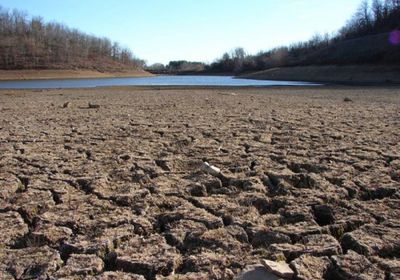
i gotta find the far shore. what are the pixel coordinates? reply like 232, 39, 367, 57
240, 65, 400, 85
0, 69, 153, 81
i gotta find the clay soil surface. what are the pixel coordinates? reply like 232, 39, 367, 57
0, 86, 399, 279
241, 65, 400, 84
0, 69, 152, 81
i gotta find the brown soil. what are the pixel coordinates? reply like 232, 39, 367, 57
0, 86, 399, 279
241, 65, 400, 84
0, 69, 153, 81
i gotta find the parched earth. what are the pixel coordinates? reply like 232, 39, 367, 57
0, 86, 399, 280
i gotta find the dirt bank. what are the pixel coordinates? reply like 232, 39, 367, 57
240, 65, 400, 84
0, 69, 153, 81
0, 86, 399, 279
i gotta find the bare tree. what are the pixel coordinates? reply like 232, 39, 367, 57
0, 5, 143, 70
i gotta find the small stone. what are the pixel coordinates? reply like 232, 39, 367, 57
201, 162, 221, 177
236, 264, 280, 280
63, 102, 71, 108
88, 102, 100, 109
261, 259, 294, 279
343, 97, 353, 102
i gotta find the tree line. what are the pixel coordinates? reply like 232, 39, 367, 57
200, 0, 400, 74
0, 6, 144, 70
146, 60, 206, 73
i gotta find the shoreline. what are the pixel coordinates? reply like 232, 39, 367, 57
0, 69, 153, 81
239, 65, 400, 85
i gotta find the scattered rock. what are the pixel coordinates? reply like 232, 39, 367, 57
201, 162, 221, 177
88, 102, 100, 109
235, 264, 281, 280
261, 259, 294, 279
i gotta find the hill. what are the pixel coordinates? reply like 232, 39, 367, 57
0, 6, 145, 73
206, 0, 400, 80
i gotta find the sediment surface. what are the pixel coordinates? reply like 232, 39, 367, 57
0, 86, 399, 279
0, 70, 152, 81
241, 65, 400, 84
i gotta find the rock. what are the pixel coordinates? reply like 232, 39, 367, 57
261, 259, 294, 279
235, 265, 281, 280
0, 211, 29, 247
290, 255, 331, 280
0, 246, 62, 279
88, 102, 100, 109
343, 97, 353, 102
330, 250, 385, 280
201, 162, 221, 177
55, 254, 104, 277
341, 224, 400, 257
113, 234, 182, 279
63, 101, 71, 108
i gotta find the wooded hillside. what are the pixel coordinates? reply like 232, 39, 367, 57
0, 6, 144, 71
208, 0, 400, 73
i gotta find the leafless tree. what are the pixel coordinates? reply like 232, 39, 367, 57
0, 6, 144, 70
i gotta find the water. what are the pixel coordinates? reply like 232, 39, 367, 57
0, 75, 320, 89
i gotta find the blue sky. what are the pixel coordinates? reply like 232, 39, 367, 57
0, 0, 362, 64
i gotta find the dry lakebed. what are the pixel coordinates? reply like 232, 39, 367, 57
0, 86, 399, 280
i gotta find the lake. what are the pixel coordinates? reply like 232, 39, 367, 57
0, 75, 320, 89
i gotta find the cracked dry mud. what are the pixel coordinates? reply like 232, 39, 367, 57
0, 86, 399, 280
